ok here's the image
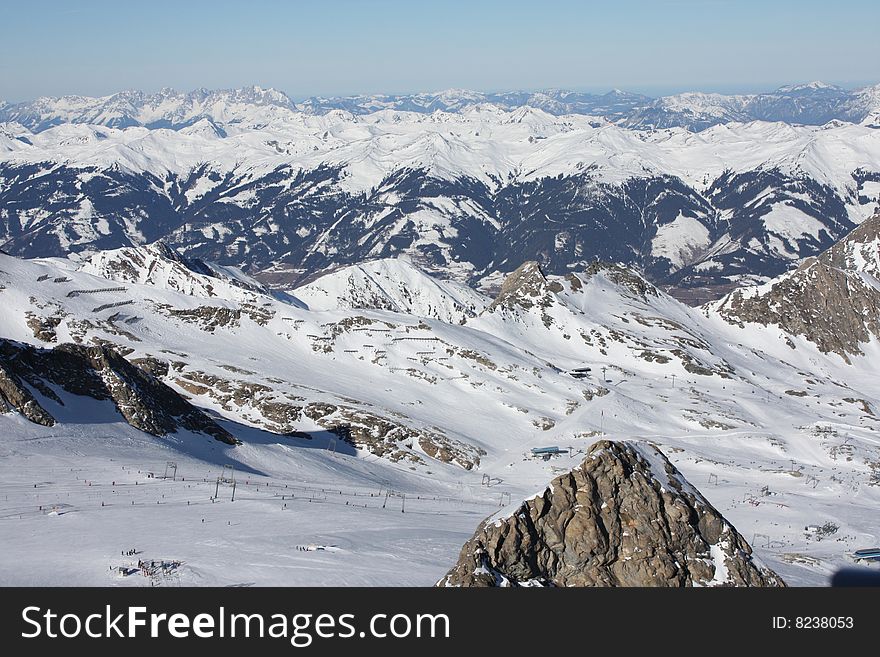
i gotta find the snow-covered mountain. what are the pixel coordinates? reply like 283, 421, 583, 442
622, 82, 880, 131
711, 213, 880, 360
3, 94, 880, 300
2, 241, 878, 585
0, 86, 296, 133
300, 82, 880, 129
4, 82, 879, 131
72, 241, 291, 303
297, 88, 653, 121
293, 258, 488, 324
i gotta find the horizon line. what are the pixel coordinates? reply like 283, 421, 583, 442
2, 79, 879, 106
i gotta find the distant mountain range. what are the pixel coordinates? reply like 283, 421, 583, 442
3, 82, 880, 132
2, 82, 880, 302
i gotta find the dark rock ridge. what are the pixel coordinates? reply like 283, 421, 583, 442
0, 339, 236, 444
715, 213, 880, 359
437, 440, 784, 587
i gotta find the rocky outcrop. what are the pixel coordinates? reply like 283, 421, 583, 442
303, 401, 484, 469
0, 339, 236, 444
487, 261, 561, 320
822, 213, 880, 279
138, 362, 485, 468
130, 355, 171, 378
582, 261, 661, 300
438, 440, 784, 587
715, 214, 880, 360
173, 369, 305, 436
417, 432, 485, 471
0, 359, 57, 426
25, 312, 62, 342
717, 258, 880, 359
167, 305, 241, 332
486, 261, 661, 328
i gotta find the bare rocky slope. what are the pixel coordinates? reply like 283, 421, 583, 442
714, 213, 880, 360
438, 440, 784, 587
0, 339, 236, 444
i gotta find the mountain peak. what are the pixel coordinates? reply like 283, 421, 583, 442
821, 213, 880, 278
714, 214, 880, 360
776, 81, 842, 93
294, 258, 489, 323
438, 440, 784, 587
582, 261, 660, 300
3, 81, 878, 133
76, 241, 270, 299
487, 261, 562, 313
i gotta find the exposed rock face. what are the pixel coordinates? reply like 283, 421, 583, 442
487, 261, 561, 316
25, 312, 62, 343
167, 305, 241, 332
130, 356, 171, 378
0, 339, 236, 444
484, 260, 570, 330
715, 214, 880, 360
136, 359, 485, 468
823, 213, 880, 278
487, 260, 660, 321
438, 440, 784, 587
303, 401, 484, 470
582, 261, 660, 300
0, 358, 56, 426
172, 369, 305, 436
718, 258, 880, 359
417, 433, 484, 470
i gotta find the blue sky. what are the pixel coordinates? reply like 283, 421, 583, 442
1, 0, 877, 101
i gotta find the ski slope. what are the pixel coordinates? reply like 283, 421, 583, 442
1, 248, 879, 586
